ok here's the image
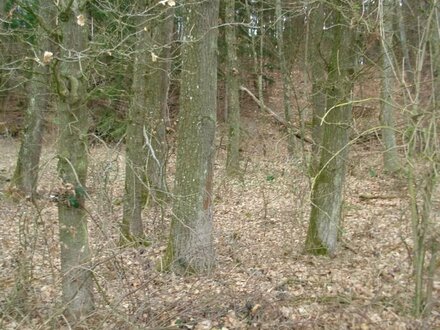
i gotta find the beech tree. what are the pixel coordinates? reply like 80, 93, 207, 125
163, 0, 219, 274
305, 1, 356, 256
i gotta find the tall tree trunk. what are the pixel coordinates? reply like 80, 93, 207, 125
121, 3, 173, 244
379, 0, 401, 173
410, 1, 439, 316
55, 0, 93, 321
163, 0, 219, 274
306, 3, 328, 177
275, 0, 295, 155
121, 7, 150, 244
397, 0, 414, 87
144, 6, 173, 205
225, 0, 241, 175
245, 0, 264, 109
305, 3, 355, 256
11, 1, 54, 197
432, 1, 440, 108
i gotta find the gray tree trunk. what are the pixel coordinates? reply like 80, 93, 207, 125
225, 0, 241, 175
121, 3, 173, 244
410, 1, 440, 316
380, 0, 401, 173
397, 0, 414, 86
55, 0, 93, 321
144, 6, 173, 205
11, 2, 54, 197
245, 0, 264, 109
305, 4, 355, 256
275, 0, 295, 155
163, 0, 219, 274
121, 7, 150, 244
306, 3, 328, 177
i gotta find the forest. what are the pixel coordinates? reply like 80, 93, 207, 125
0, 0, 439, 329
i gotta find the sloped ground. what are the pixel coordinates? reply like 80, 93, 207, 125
0, 109, 439, 329
0, 70, 439, 329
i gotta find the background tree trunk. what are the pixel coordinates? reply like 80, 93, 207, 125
121, 3, 173, 243
225, 0, 241, 175
163, 0, 219, 274
275, 0, 295, 155
305, 3, 355, 256
245, 0, 264, 110
121, 6, 150, 244
55, 0, 93, 321
144, 5, 174, 206
379, 0, 401, 173
306, 3, 328, 177
11, 2, 54, 197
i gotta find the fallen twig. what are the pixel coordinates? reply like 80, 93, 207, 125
240, 85, 313, 144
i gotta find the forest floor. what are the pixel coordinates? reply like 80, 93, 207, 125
1, 74, 440, 329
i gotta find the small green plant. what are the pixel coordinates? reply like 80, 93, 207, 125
368, 167, 377, 177
266, 174, 275, 182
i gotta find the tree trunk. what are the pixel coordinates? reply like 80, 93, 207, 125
55, 0, 93, 321
397, 0, 414, 87
245, 0, 264, 110
225, 0, 241, 175
163, 0, 219, 274
409, 1, 440, 316
275, 0, 295, 155
379, 0, 401, 173
306, 3, 328, 177
144, 6, 174, 205
11, 1, 54, 197
121, 8, 150, 244
121, 3, 173, 244
305, 3, 355, 256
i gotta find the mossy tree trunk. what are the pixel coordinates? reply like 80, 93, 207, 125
305, 3, 355, 256
11, 1, 54, 198
163, 0, 219, 274
379, 0, 401, 174
55, 0, 93, 321
121, 2, 173, 244
225, 0, 241, 176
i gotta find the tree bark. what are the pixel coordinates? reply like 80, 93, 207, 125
55, 0, 93, 321
11, 1, 54, 197
379, 0, 401, 173
244, 0, 264, 110
225, 0, 241, 175
305, 3, 355, 256
163, 0, 219, 274
121, 3, 173, 244
275, 0, 295, 155
144, 5, 173, 205
306, 3, 328, 177
121, 6, 150, 244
